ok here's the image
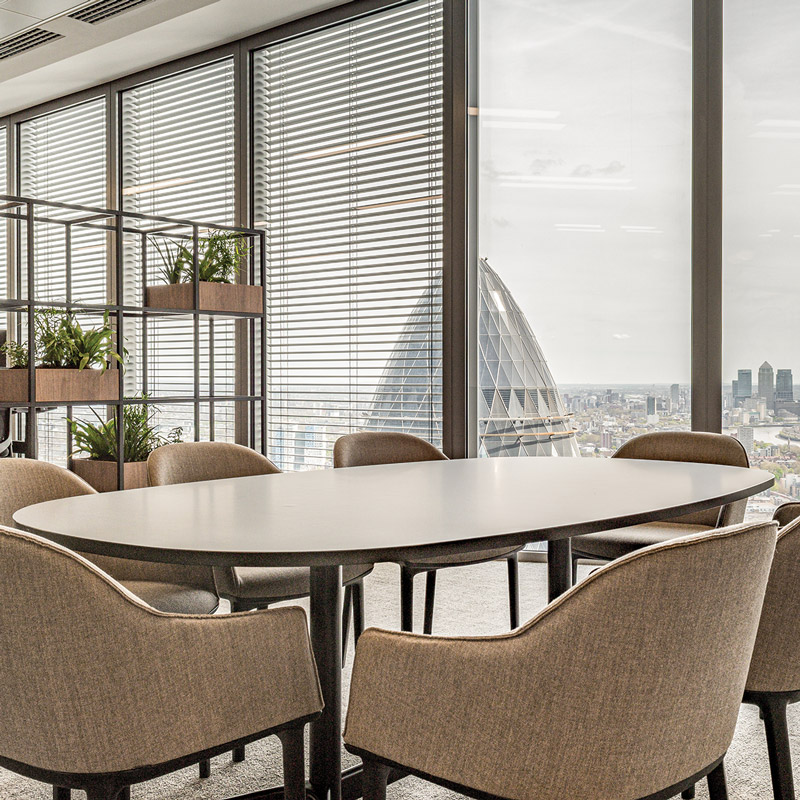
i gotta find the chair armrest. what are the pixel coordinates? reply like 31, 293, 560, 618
345, 524, 775, 800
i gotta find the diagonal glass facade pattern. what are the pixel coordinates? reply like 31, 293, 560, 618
372, 258, 578, 457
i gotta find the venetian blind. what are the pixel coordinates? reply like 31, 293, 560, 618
120, 58, 237, 442
17, 99, 108, 464
253, 0, 444, 470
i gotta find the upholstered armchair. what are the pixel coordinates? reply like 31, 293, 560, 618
570, 431, 749, 580
0, 525, 322, 800
334, 431, 522, 633
345, 521, 777, 800
742, 502, 800, 800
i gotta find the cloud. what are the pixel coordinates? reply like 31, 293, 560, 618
612, 333, 631, 340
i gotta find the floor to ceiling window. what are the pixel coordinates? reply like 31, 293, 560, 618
477, 0, 691, 459
120, 58, 237, 442
0, 125, 7, 345
253, 0, 444, 470
723, 0, 800, 518
17, 98, 108, 463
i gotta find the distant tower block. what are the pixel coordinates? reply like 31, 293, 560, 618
369, 259, 578, 458
776, 369, 794, 402
758, 361, 775, 409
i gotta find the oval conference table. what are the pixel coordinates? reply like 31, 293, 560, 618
15, 457, 773, 800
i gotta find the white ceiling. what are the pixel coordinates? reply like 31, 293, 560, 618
0, 0, 350, 118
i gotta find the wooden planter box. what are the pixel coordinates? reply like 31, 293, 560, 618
0, 368, 120, 403
145, 282, 263, 314
70, 458, 149, 493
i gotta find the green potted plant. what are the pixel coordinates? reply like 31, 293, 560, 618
145, 231, 262, 313
0, 309, 123, 403
69, 399, 182, 492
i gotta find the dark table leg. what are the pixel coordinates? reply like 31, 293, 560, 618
310, 565, 343, 800
547, 538, 572, 602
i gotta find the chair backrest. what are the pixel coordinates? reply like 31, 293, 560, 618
0, 525, 321, 776
347, 521, 776, 800
771, 500, 800, 529
148, 441, 280, 486
148, 442, 281, 600
612, 430, 749, 527
334, 431, 447, 468
746, 505, 800, 693
0, 458, 216, 593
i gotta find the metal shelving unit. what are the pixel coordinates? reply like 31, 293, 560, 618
0, 194, 267, 490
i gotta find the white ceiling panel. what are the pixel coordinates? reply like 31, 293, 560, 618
0, 9, 39, 37
1, 0, 83, 21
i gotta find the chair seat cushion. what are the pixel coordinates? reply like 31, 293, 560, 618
215, 563, 374, 602
403, 545, 521, 571
571, 522, 711, 561
122, 581, 220, 615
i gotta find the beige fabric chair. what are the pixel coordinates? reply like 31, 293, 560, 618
0, 458, 218, 615
344, 521, 777, 800
148, 441, 372, 764
147, 441, 373, 611
741, 502, 800, 800
334, 431, 522, 633
0, 525, 322, 800
570, 431, 749, 579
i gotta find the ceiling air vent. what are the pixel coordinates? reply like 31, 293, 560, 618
0, 28, 63, 60
69, 0, 154, 24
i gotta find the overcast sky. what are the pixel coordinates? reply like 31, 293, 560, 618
478, 0, 800, 386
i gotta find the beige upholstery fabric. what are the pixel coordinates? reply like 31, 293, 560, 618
771, 501, 800, 529
570, 522, 709, 561
572, 431, 749, 560
333, 432, 519, 566
214, 563, 375, 601
0, 459, 217, 611
746, 507, 800, 693
0, 525, 323, 776
345, 522, 777, 800
148, 441, 280, 486
148, 442, 372, 602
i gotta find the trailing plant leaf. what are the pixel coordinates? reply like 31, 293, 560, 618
34, 309, 123, 372
151, 236, 191, 285
151, 231, 251, 285
69, 397, 182, 462
0, 340, 28, 368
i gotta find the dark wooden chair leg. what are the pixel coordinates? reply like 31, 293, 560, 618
423, 570, 437, 635
229, 599, 250, 765
681, 787, 696, 799
341, 583, 353, 662
571, 553, 579, 585
362, 759, 390, 800
352, 579, 364, 647
53, 788, 71, 800
278, 727, 307, 800
507, 554, 520, 629
762, 696, 796, 800
707, 760, 729, 800
117, 789, 131, 800
199, 757, 211, 778
400, 565, 414, 632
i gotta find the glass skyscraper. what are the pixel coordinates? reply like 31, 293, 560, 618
372, 259, 578, 458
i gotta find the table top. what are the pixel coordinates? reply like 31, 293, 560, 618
14, 457, 773, 567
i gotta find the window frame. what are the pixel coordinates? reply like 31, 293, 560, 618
0, 0, 727, 458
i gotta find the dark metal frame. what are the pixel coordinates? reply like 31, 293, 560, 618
0, 193, 267, 487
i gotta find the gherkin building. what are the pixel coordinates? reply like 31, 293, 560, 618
371, 258, 578, 458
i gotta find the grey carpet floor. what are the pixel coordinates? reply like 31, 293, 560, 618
1, 560, 795, 799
